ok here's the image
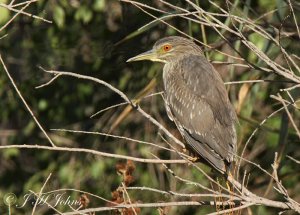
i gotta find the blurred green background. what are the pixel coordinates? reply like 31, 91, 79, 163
0, 0, 299, 214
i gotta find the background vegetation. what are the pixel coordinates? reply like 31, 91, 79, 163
0, 0, 299, 214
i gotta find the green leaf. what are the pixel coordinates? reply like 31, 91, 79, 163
38, 99, 48, 111
118, 72, 131, 90
258, 0, 276, 11
93, 0, 106, 12
75, 6, 93, 24
0, 0, 10, 25
295, 99, 300, 109
24, 120, 36, 136
59, 164, 74, 184
53, 6, 65, 28
3, 148, 19, 159
90, 162, 105, 179
276, 0, 287, 20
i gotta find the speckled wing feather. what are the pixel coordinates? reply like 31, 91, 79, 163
163, 55, 237, 173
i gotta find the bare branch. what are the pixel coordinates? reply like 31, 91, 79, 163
0, 144, 187, 164
272, 94, 300, 138
286, 155, 300, 165
0, 2, 52, 23
37, 68, 185, 149
59, 201, 246, 215
32, 173, 52, 215
51, 128, 179, 153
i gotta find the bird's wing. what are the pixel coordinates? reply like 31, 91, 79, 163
163, 55, 237, 172
180, 55, 238, 126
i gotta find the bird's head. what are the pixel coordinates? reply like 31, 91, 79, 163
127, 36, 203, 63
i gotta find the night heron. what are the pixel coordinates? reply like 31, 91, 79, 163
127, 36, 237, 174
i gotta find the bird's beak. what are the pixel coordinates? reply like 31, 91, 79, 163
126, 49, 157, 62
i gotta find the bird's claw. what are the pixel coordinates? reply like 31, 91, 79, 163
188, 156, 199, 162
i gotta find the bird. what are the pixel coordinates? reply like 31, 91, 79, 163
127, 36, 237, 174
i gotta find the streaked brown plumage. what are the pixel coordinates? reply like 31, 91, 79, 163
127, 36, 237, 174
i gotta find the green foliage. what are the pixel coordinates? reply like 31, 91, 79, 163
2, 148, 19, 159
53, 5, 65, 28
90, 161, 105, 179
75, 6, 93, 24
0, 0, 10, 25
93, 0, 106, 12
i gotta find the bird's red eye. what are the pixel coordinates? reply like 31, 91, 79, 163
163, 44, 172, 52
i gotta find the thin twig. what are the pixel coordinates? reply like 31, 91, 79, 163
207, 203, 255, 215
286, 155, 300, 165
51, 128, 177, 153
0, 144, 187, 164
272, 94, 300, 138
0, 1, 34, 32
29, 190, 63, 215
59, 201, 247, 215
0, 56, 56, 147
31, 173, 52, 215
37, 68, 185, 149
0, 2, 52, 23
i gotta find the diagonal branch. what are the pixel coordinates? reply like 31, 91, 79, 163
0, 56, 56, 147
37, 67, 185, 149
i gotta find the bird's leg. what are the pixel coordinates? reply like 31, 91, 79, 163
226, 171, 232, 191
225, 171, 235, 213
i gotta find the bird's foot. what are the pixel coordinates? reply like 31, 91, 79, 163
182, 148, 199, 162
188, 156, 199, 162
